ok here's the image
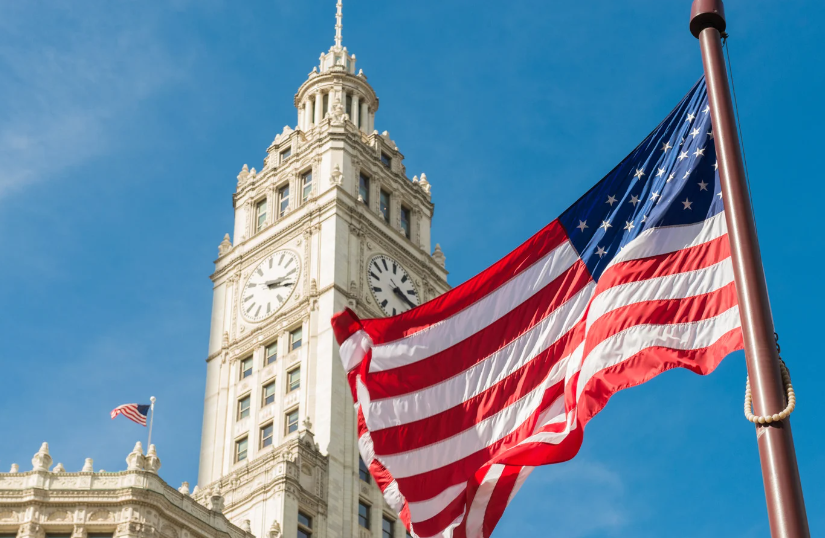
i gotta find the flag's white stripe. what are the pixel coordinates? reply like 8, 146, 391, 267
121, 407, 147, 425
465, 464, 505, 538
340, 329, 371, 372
370, 242, 580, 372
576, 305, 741, 401
507, 466, 534, 505
381, 479, 407, 515
365, 284, 593, 431
587, 257, 734, 327
608, 211, 727, 267
377, 363, 560, 478
408, 482, 468, 523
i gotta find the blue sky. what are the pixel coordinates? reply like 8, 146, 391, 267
0, 1, 822, 536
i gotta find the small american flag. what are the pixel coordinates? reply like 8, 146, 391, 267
332, 78, 743, 538
111, 404, 150, 426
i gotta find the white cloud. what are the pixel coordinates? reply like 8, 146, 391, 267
0, 4, 190, 199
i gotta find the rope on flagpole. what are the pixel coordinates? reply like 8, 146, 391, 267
147, 396, 156, 447
744, 337, 796, 424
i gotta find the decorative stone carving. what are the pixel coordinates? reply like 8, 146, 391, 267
178, 482, 190, 495
268, 521, 281, 538
241, 521, 251, 533
52, 463, 66, 473
126, 442, 145, 471
72, 526, 87, 538
218, 234, 233, 257
9, 463, 19, 473
0, 511, 17, 522
273, 125, 293, 145
47, 511, 72, 522
31, 442, 52, 472
81, 458, 94, 473
237, 164, 249, 185
145, 444, 161, 474
329, 99, 349, 124
419, 173, 431, 194
17, 521, 45, 538
222, 332, 230, 349
207, 485, 225, 514
432, 243, 446, 268
330, 164, 343, 185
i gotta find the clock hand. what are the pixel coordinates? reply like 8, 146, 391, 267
392, 286, 417, 309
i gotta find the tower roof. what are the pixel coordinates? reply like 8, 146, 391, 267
316, 0, 357, 75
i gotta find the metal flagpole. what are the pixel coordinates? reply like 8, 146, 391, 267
147, 396, 156, 447
689, 2, 809, 536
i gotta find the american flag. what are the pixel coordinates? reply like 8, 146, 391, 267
332, 78, 743, 538
110, 403, 150, 426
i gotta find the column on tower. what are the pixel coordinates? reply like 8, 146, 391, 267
360, 102, 368, 133
304, 99, 312, 129
314, 92, 323, 125
351, 94, 360, 129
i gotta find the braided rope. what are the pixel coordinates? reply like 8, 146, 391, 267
744, 360, 795, 424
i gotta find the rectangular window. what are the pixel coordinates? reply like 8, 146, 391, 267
279, 184, 290, 217
382, 517, 395, 538
287, 367, 301, 393
265, 341, 278, 365
256, 198, 267, 231
240, 357, 253, 379
262, 381, 276, 406
260, 422, 274, 448
359, 457, 371, 483
379, 189, 390, 223
280, 147, 291, 163
237, 395, 251, 420
297, 511, 313, 538
302, 170, 313, 203
400, 205, 411, 239
323, 93, 330, 115
346, 94, 353, 117
380, 152, 392, 168
285, 409, 299, 434
358, 502, 371, 529
359, 173, 370, 205
290, 326, 303, 350
236, 437, 248, 462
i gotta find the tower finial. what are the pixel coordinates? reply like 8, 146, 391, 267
334, 0, 343, 48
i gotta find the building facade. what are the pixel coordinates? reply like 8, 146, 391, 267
194, 3, 449, 538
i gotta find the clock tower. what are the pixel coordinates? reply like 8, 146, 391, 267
196, 3, 450, 538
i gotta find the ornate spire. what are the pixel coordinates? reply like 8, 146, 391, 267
334, 1, 343, 49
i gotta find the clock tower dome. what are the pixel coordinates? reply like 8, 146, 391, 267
196, 3, 450, 538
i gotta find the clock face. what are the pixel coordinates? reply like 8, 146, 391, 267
241, 250, 300, 322
367, 254, 420, 317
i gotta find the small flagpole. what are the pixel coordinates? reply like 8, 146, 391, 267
147, 396, 156, 447
690, 1, 809, 536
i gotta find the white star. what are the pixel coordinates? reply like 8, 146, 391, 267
576, 220, 588, 232
717, 191, 723, 199
641, 215, 647, 223
693, 147, 705, 158
697, 180, 709, 191
595, 246, 607, 258
703, 105, 710, 114
683, 169, 692, 179
707, 130, 714, 139
661, 141, 672, 152
650, 191, 660, 201
600, 220, 612, 232
633, 168, 645, 179
686, 112, 696, 122
624, 220, 635, 231
668, 173, 675, 182
656, 167, 666, 177
678, 151, 689, 161
628, 194, 640, 206
713, 160, 719, 170
606, 195, 617, 206
682, 198, 693, 210
690, 127, 701, 138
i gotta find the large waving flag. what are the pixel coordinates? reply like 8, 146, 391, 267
332, 78, 743, 538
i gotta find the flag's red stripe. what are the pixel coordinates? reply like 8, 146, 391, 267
393, 381, 563, 502
481, 466, 522, 538
359, 221, 568, 345
369, 326, 583, 454
410, 488, 468, 537
366, 261, 591, 400
583, 282, 738, 357
597, 233, 731, 292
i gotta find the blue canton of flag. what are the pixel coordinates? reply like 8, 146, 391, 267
559, 78, 721, 279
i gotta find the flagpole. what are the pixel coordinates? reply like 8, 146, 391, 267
689, 2, 809, 536
147, 396, 156, 447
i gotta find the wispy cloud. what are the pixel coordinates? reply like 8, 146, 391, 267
0, 4, 190, 199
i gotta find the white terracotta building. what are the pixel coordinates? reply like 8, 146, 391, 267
0, 4, 448, 538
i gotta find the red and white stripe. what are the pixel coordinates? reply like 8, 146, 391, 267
332, 211, 742, 538
110, 404, 148, 426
